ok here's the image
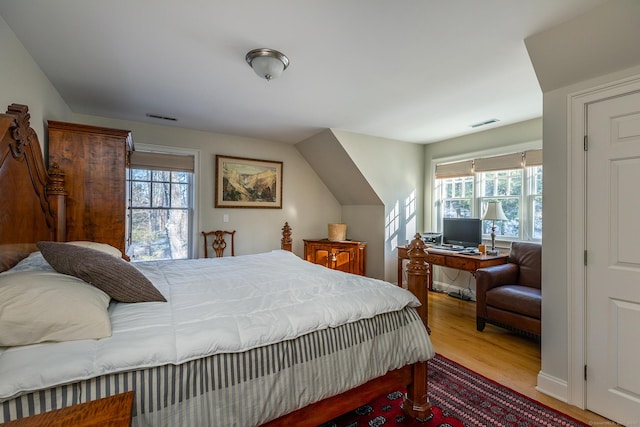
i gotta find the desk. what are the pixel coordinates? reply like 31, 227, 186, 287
397, 246, 508, 290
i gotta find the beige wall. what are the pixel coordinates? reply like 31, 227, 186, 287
295, 130, 386, 278
331, 130, 425, 283
0, 15, 71, 145
341, 205, 385, 279
72, 113, 342, 259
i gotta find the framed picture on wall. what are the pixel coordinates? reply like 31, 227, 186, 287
215, 155, 283, 208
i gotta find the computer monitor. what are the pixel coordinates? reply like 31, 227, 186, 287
442, 218, 482, 248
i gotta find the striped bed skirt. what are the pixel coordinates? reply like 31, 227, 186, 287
1, 307, 432, 426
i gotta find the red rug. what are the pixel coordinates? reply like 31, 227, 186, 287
321, 354, 589, 426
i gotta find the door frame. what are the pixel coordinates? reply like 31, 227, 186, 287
567, 74, 640, 409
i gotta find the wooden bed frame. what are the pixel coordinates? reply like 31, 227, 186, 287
0, 103, 432, 425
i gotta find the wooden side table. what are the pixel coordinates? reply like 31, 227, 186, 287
304, 239, 367, 276
1, 391, 134, 427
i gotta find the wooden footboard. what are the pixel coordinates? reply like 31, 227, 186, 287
261, 365, 414, 427
402, 233, 432, 418
272, 226, 432, 425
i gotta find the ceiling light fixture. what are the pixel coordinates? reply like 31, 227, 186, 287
245, 48, 289, 81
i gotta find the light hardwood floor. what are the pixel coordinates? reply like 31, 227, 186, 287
427, 290, 614, 425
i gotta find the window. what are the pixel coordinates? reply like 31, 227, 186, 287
434, 149, 542, 242
478, 169, 522, 238
529, 165, 543, 240
441, 176, 474, 218
127, 149, 196, 261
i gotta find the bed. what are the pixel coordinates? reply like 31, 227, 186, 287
0, 103, 434, 426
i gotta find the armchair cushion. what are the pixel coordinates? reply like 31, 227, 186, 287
485, 285, 541, 319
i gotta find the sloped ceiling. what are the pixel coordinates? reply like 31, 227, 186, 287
526, 0, 640, 92
296, 130, 382, 206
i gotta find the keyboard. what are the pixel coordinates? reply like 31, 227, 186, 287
457, 250, 482, 255
430, 245, 481, 255
430, 245, 464, 251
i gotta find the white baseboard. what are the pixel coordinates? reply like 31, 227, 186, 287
536, 370, 568, 402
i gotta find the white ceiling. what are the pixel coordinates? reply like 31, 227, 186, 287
0, 0, 608, 144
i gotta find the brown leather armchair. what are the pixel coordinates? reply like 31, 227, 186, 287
475, 241, 541, 338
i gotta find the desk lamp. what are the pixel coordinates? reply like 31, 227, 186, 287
482, 201, 507, 252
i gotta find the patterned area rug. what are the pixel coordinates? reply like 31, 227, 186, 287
321, 354, 588, 426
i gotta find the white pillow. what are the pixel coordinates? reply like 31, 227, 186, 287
3, 251, 54, 273
2, 242, 121, 275
0, 270, 112, 346
67, 241, 123, 258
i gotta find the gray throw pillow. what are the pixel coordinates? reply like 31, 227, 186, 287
37, 241, 166, 303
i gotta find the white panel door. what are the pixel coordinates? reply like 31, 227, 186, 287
586, 90, 640, 425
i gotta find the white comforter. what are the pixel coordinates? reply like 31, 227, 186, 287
0, 250, 423, 399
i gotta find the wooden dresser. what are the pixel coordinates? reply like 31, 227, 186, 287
0, 391, 134, 426
48, 121, 133, 257
303, 239, 366, 276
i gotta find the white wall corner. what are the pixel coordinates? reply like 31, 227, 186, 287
536, 370, 569, 403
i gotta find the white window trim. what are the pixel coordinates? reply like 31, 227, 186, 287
133, 143, 201, 259
430, 140, 542, 243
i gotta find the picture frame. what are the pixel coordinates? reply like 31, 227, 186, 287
215, 155, 283, 209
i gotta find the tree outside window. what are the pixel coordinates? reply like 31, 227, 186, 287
128, 168, 193, 261
441, 176, 474, 218
479, 169, 521, 238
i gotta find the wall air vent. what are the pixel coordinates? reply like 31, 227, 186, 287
146, 113, 177, 121
470, 119, 499, 128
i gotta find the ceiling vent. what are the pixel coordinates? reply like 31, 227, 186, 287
146, 113, 177, 121
470, 119, 499, 128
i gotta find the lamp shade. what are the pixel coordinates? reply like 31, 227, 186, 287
482, 201, 507, 221
245, 48, 289, 81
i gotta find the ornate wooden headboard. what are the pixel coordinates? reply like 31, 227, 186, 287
0, 104, 66, 272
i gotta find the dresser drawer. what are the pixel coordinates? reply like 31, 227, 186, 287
425, 253, 445, 265
444, 256, 476, 271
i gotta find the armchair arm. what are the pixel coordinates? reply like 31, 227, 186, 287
475, 263, 519, 321
476, 263, 519, 292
